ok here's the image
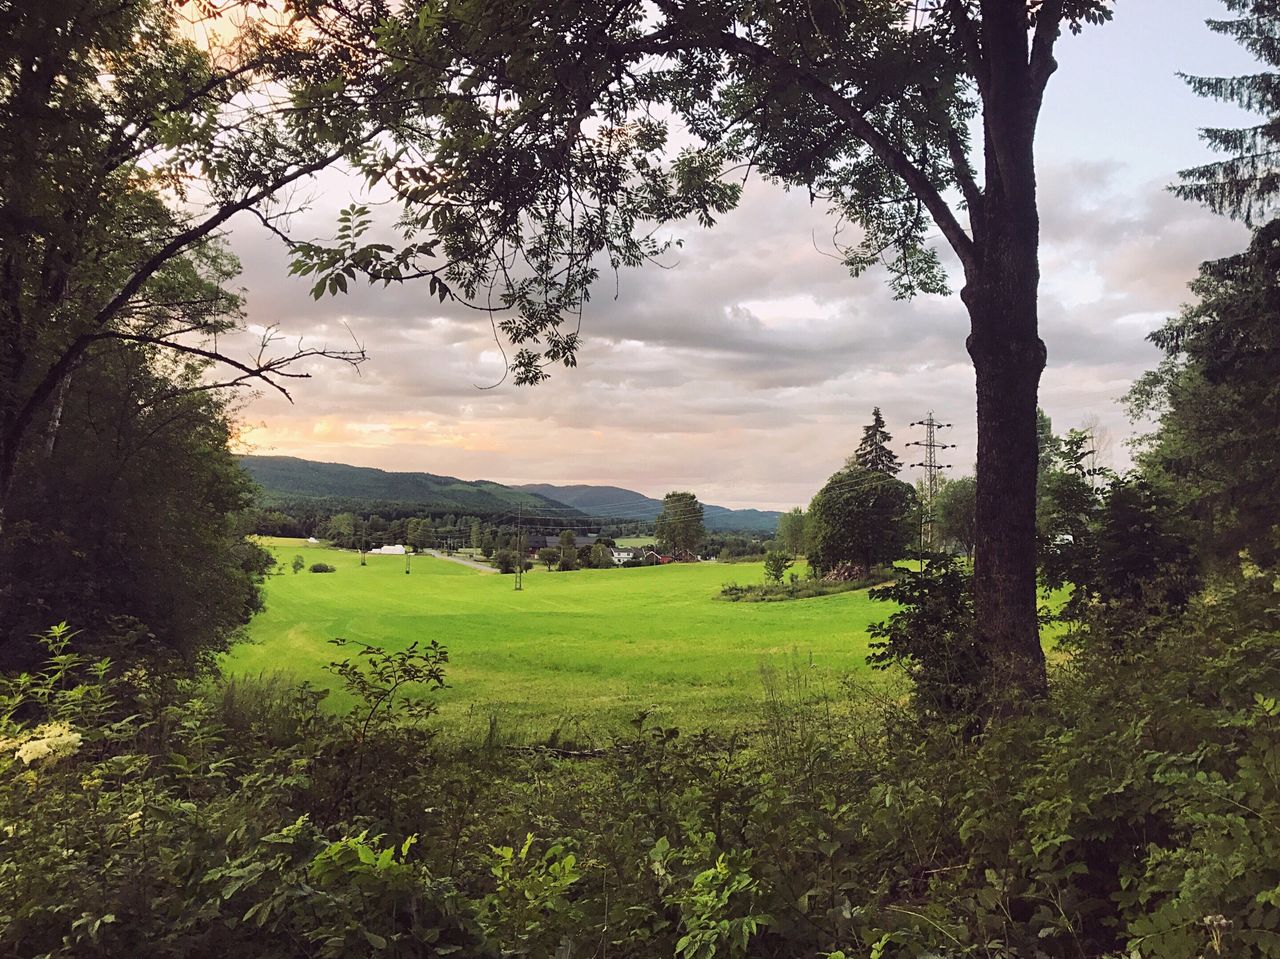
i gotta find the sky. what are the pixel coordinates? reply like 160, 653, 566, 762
228, 0, 1258, 511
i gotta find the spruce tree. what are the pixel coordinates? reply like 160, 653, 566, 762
1176, 0, 1280, 223
850, 408, 902, 476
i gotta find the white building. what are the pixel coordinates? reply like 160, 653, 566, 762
370, 544, 407, 555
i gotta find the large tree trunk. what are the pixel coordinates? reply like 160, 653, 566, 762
960, 4, 1054, 707
963, 136, 1049, 706
966, 308, 1048, 705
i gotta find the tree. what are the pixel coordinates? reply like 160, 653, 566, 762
0, 0, 375, 528
808, 467, 917, 576
849, 408, 902, 475
470, 520, 482, 551
537, 547, 560, 571
655, 493, 706, 556
0, 346, 271, 668
330, 0, 1115, 703
777, 508, 810, 557
1127, 220, 1280, 568
492, 549, 518, 574
291, 555, 306, 575
764, 551, 794, 585
935, 477, 978, 560
326, 514, 357, 550
589, 543, 614, 569
1176, 0, 1280, 224
557, 530, 579, 571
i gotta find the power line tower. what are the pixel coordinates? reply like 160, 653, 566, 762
906, 412, 954, 554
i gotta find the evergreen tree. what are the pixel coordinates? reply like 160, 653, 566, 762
849, 408, 902, 476
1128, 220, 1280, 567
1176, 0, 1280, 223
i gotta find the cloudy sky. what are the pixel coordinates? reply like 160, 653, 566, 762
230, 0, 1256, 511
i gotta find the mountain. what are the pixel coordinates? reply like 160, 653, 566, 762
514, 484, 781, 532
239, 456, 577, 517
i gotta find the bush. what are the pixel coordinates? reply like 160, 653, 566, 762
867, 557, 984, 721
309, 562, 337, 573
719, 568, 890, 602
7, 572, 1280, 959
763, 550, 793, 584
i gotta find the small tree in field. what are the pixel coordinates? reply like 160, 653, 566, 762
764, 551, 793, 585
291, 555, 305, 575
537, 547, 560, 571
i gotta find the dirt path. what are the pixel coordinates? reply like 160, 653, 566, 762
423, 549, 499, 573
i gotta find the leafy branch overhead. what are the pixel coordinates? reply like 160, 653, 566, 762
295, 0, 1110, 384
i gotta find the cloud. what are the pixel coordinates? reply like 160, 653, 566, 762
223, 145, 1248, 511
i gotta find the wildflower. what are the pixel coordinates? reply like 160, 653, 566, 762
13, 721, 82, 766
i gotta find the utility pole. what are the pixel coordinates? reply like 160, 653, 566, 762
906, 412, 954, 559
514, 504, 523, 591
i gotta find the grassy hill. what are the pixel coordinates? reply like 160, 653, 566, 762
227, 538, 884, 737
240, 455, 577, 517
515, 483, 783, 532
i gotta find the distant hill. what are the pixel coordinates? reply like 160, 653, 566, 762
239, 456, 576, 517
514, 483, 781, 532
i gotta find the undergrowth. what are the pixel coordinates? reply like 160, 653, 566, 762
2, 569, 1279, 957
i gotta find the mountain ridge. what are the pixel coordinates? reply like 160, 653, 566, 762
239, 455, 575, 517
240, 456, 781, 531
514, 483, 781, 532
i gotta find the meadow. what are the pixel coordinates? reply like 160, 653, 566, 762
225, 538, 891, 738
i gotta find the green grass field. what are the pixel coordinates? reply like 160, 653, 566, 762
613, 536, 656, 548
225, 538, 890, 738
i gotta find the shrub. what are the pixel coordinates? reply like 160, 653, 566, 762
763, 550, 793, 584
719, 568, 889, 602
8, 572, 1280, 959
309, 562, 337, 573
867, 557, 984, 722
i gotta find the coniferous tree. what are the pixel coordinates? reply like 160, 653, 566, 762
1176, 0, 1280, 223
849, 408, 902, 476
1128, 220, 1280, 567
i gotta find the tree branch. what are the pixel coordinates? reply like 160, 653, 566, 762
946, 0, 990, 97
1029, 0, 1064, 95
704, 30, 978, 276
946, 125, 984, 223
